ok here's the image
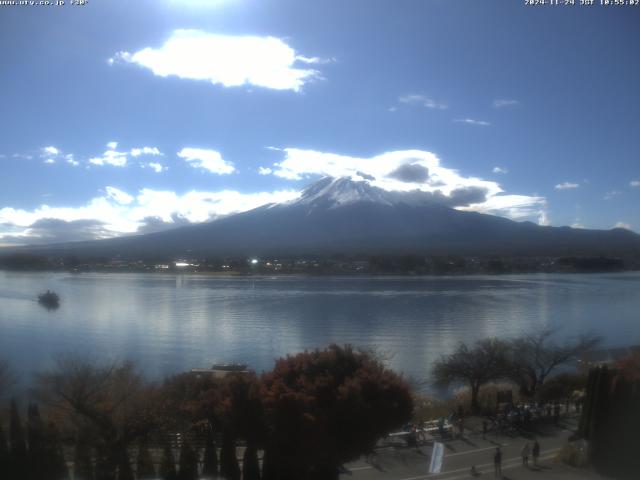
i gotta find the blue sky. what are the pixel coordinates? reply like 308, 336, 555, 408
1, 0, 639, 245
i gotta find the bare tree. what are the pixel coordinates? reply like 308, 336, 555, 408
432, 338, 509, 413
505, 329, 600, 398
35, 355, 159, 479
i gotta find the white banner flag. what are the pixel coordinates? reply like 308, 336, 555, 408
429, 441, 444, 473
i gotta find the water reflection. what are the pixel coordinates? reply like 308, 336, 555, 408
0, 271, 639, 386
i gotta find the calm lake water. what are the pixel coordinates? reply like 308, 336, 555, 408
1, 271, 639, 386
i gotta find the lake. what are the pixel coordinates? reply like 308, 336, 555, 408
1, 271, 639, 387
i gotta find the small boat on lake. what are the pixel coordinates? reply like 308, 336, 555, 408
38, 290, 60, 309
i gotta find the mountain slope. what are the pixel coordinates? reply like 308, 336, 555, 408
6, 177, 640, 259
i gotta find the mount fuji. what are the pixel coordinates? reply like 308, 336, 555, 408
5, 177, 640, 259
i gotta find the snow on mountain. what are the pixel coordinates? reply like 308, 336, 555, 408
286, 176, 436, 210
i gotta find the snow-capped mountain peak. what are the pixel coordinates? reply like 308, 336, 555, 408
294, 177, 395, 208
287, 176, 439, 211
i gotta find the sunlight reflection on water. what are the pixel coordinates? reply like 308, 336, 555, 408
1, 271, 639, 388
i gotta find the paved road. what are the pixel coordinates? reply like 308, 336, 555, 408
340, 418, 598, 480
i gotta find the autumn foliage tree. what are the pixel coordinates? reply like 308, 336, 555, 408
35, 356, 159, 480
260, 344, 413, 480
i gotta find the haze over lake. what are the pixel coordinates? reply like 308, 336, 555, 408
1, 271, 639, 386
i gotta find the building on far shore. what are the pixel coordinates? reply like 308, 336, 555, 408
578, 345, 640, 367
189, 363, 249, 379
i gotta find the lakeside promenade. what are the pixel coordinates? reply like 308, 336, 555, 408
341, 416, 607, 480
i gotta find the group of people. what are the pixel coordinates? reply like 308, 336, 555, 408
489, 440, 541, 478
519, 440, 541, 467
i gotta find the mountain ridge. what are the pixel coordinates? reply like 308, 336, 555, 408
2, 176, 640, 259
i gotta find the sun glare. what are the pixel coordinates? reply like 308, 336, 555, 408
165, 0, 234, 9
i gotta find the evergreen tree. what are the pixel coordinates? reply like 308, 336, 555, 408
0, 424, 9, 475
177, 439, 199, 480
8, 399, 28, 479
219, 429, 240, 480
73, 436, 94, 480
135, 440, 156, 480
159, 443, 177, 480
242, 441, 260, 480
27, 403, 45, 480
259, 445, 277, 480
43, 421, 69, 480
117, 450, 135, 480
201, 430, 218, 478
94, 452, 117, 480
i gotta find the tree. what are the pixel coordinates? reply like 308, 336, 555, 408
0, 423, 9, 475
177, 439, 199, 480
432, 338, 509, 413
74, 431, 95, 480
260, 344, 412, 480
9, 399, 28, 479
616, 351, 640, 381
579, 366, 640, 479
135, 440, 156, 480
219, 428, 240, 480
36, 355, 158, 480
116, 450, 134, 480
242, 441, 261, 480
159, 443, 177, 480
27, 403, 45, 480
505, 330, 600, 397
201, 428, 218, 478
537, 372, 587, 404
42, 421, 70, 480
158, 371, 224, 433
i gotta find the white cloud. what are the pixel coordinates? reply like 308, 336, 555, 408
0, 186, 298, 243
258, 167, 273, 175
398, 94, 447, 110
631, 180, 640, 187
492, 99, 519, 108
66, 154, 79, 167
571, 222, 585, 229
107, 141, 118, 150
131, 146, 162, 157
89, 148, 128, 167
109, 30, 322, 92
614, 222, 631, 230
105, 186, 134, 205
178, 147, 235, 174
538, 210, 550, 226
454, 118, 491, 126
492, 166, 508, 174
39, 146, 80, 166
145, 162, 167, 173
42, 146, 59, 155
555, 182, 580, 190
266, 148, 545, 222
296, 55, 334, 65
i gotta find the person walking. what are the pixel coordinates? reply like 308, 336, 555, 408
532, 439, 540, 467
521, 442, 531, 467
494, 447, 502, 478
